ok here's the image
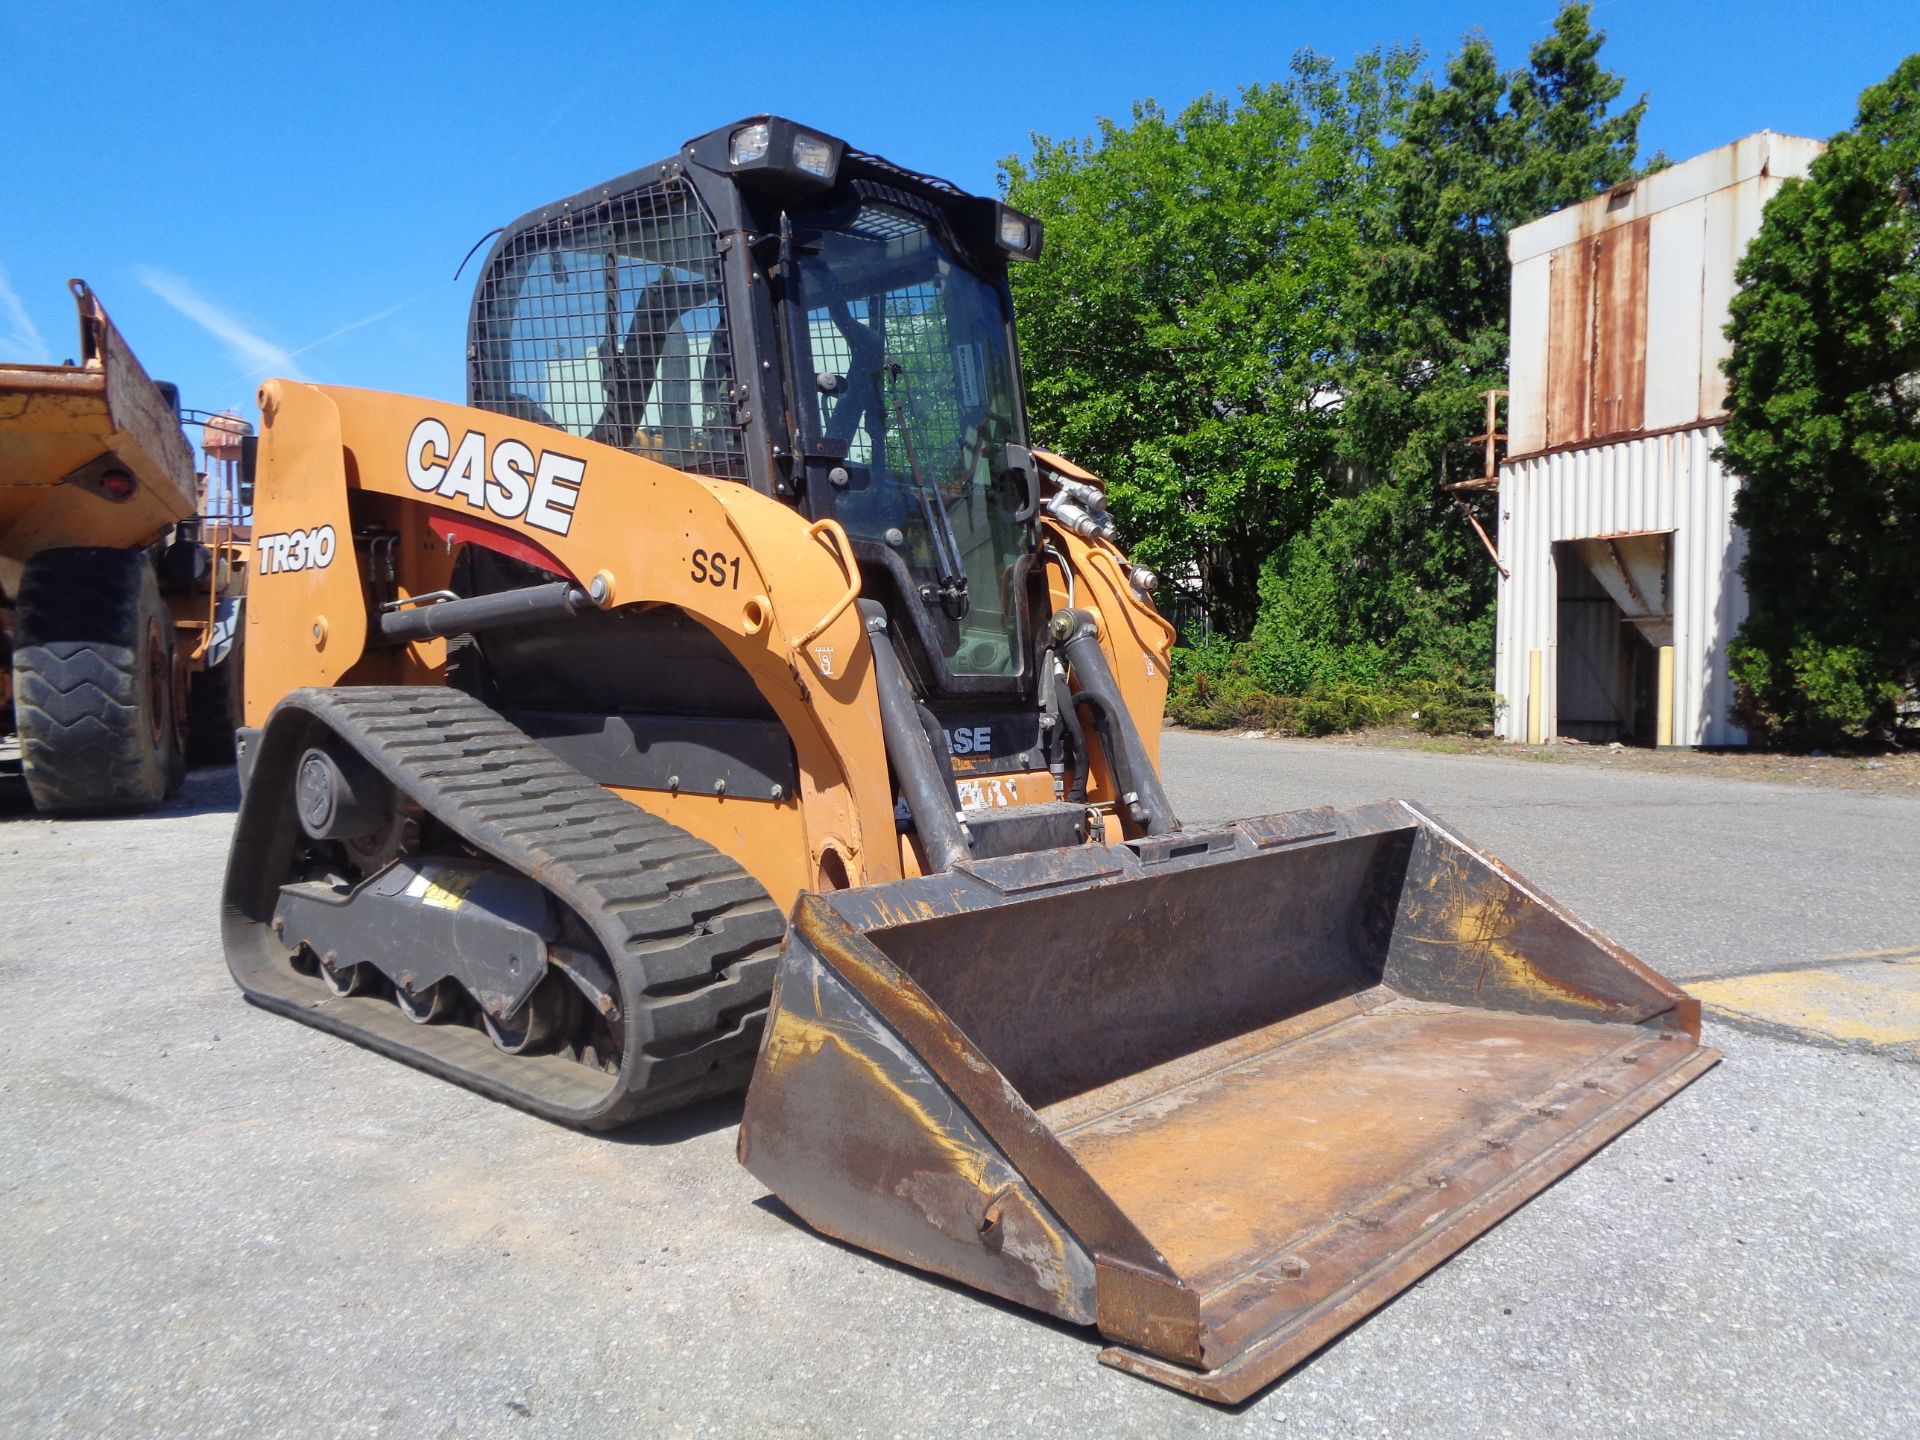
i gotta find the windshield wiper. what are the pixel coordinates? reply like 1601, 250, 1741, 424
885, 360, 970, 620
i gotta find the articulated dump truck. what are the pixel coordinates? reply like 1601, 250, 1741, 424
2, 280, 249, 812
224, 117, 1717, 1402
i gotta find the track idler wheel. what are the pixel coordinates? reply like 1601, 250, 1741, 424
317, 951, 373, 997
480, 975, 576, 1055
394, 977, 452, 1024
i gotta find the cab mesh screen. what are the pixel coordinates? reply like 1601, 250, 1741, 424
468, 178, 747, 481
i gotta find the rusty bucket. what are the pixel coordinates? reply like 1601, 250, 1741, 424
737, 800, 1717, 1402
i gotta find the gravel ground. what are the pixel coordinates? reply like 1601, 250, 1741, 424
1, 737, 1915, 1438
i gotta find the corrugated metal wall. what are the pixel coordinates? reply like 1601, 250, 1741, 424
1494, 425, 1749, 747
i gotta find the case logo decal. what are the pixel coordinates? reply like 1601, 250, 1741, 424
944, 725, 993, 756
256, 524, 336, 575
406, 417, 585, 536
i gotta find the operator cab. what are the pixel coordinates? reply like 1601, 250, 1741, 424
465, 117, 1047, 728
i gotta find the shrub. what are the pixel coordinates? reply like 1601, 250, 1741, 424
1167, 636, 1493, 737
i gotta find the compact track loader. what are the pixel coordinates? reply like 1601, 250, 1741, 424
224, 117, 1717, 1401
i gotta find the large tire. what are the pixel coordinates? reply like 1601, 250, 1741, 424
13, 547, 187, 814
187, 631, 244, 765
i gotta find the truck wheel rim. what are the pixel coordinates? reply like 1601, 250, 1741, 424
146, 618, 168, 748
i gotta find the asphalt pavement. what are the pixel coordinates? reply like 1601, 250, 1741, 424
1, 734, 1915, 1438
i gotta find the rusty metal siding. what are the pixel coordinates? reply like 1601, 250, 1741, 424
1493, 425, 1748, 747
1545, 243, 1593, 448
1591, 217, 1650, 440
1506, 132, 1823, 455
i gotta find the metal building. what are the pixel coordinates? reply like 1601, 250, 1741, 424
1493, 132, 1824, 747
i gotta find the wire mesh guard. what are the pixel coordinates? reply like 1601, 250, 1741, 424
468, 179, 747, 480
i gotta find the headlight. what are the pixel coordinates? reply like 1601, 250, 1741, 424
729, 122, 772, 166
994, 205, 1043, 260
791, 132, 835, 179
718, 118, 840, 191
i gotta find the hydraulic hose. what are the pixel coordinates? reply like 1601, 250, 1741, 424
860, 601, 972, 872
914, 698, 964, 808
1050, 608, 1178, 835
1051, 666, 1090, 803
375, 578, 606, 646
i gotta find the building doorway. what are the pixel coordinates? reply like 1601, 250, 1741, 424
1554, 534, 1672, 745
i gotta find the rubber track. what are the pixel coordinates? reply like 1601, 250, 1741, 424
13, 547, 176, 813
223, 687, 787, 1128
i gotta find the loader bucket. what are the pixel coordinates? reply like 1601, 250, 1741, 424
738, 800, 1717, 1403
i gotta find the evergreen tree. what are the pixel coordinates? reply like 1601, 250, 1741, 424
1284, 4, 1645, 699
1721, 55, 1920, 744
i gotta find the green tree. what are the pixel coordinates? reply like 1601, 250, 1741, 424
1002, 5, 1649, 728
999, 51, 1414, 634
1288, 4, 1645, 699
1720, 54, 1920, 745
1348, 3, 1644, 483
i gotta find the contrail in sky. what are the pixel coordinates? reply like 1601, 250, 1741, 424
0, 261, 51, 363
276, 301, 409, 369
137, 265, 307, 382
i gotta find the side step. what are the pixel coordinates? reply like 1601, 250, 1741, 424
223, 687, 785, 1127
739, 801, 1718, 1401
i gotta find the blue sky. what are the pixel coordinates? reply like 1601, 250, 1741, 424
3, 2, 1913, 419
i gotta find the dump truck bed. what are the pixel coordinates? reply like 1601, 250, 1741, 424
0, 281, 197, 564
740, 800, 1717, 1402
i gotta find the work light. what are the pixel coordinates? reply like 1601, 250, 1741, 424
722, 118, 843, 193
994, 204, 1044, 261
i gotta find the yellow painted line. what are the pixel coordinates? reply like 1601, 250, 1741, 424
1691, 958, 1920, 1058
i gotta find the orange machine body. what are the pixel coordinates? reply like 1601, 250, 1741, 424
243, 379, 1170, 906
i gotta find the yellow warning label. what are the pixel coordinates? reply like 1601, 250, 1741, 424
405, 867, 478, 912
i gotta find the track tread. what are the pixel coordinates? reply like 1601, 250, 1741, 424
226, 687, 788, 1128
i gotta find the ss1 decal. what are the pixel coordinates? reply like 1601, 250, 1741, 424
256, 525, 337, 576
406, 417, 585, 536
690, 548, 742, 588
